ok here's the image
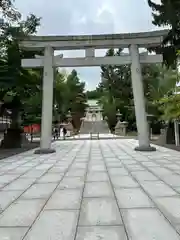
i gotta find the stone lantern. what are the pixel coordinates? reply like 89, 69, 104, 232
115, 110, 128, 136
116, 109, 122, 121
104, 116, 108, 121
66, 110, 73, 136
66, 110, 72, 121
146, 113, 154, 140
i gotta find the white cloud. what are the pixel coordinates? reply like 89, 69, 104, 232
15, 0, 161, 90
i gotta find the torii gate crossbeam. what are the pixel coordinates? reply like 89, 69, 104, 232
22, 54, 163, 68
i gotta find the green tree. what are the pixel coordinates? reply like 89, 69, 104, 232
150, 66, 180, 121
54, 70, 67, 121
22, 71, 42, 125
0, 13, 41, 148
0, 0, 21, 22
99, 48, 179, 132
86, 89, 101, 99
66, 70, 87, 129
157, 92, 180, 121
54, 69, 87, 130
99, 48, 134, 131
148, 0, 180, 67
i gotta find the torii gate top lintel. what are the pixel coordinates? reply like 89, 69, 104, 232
19, 29, 169, 50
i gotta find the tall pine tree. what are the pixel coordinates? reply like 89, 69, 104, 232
148, 0, 180, 67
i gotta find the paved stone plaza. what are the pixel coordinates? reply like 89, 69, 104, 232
0, 139, 180, 239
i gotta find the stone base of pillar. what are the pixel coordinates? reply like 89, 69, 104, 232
134, 145, 156, 152
34, 148, 56, 154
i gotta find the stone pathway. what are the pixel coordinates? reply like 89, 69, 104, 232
0, 139, 180, 239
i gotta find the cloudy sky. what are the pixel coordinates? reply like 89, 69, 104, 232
15, 0, 161, 90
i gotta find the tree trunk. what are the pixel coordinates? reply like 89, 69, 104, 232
166, 122, 175, 144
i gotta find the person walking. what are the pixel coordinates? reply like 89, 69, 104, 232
53, 127, 59, 140
63, 127, 67, 140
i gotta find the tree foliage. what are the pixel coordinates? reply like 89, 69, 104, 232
0, 1, 87, 147
0, 14, 41, 122
97, 49, 134, 131
156, 92, 180, 121
54, 69, 87, 130
0, 0, 21, 22
0, 2, 42, 147
86, 89, 101, 99
90, 47, 179, 132
148, 0, 180, 67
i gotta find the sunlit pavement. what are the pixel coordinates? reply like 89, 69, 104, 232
0, 139, 180, 239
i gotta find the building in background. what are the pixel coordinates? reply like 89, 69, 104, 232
85, 100, 103, 121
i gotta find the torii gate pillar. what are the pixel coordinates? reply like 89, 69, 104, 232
34, 46, 55, 154
129, 44, 156, 151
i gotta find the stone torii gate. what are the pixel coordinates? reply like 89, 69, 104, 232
20, 30, 168, 154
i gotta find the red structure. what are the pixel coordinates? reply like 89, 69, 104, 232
24, 124, 40, 134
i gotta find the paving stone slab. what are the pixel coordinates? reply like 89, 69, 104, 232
155, 159, 171, 165
141, 161, 160, 167
126, 165, 145, 171
108, 167, 129, 176
148, 167, 173, 176
76, 157, 89, 161
115, 188, 153, 208
66, 169, 86, 177
21, 183, 57, 199
134, 157, 149, 162
140, 181, 177, 197
88, 165, 106, 172
0, 199, 45, 227
111, 176, 139, 188
76, 226, 127, 240
121, 160, 137, 165
84, 182, 114, 197
0, 165, 19, 171
165, 164, 180, 170
37, 173, 63, 183
0, 174, 20, 184
161, 174, 180, 187
131, 171, 158, 181
3, 178, 36, 191
106, 162, 122, 167
86, 172, 109, 182
122, 208, 180, 240
79, 198, 122, 226
71, 162, 88, 169
54, 163, 71, 167
7, 168, 32, 174
0, 227, 28, 240
21, 170, 46, 178
58, 177, 85, 189
155, 196, 180, 224
24, 210, 78, 240
119, 156, 134, 160
34, 164, 53, 170
89, 160, 104, 164
45, 189, 82, 209
22, 162, 40, 167
48, 166, 68, 173
0, 190, 22, 212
